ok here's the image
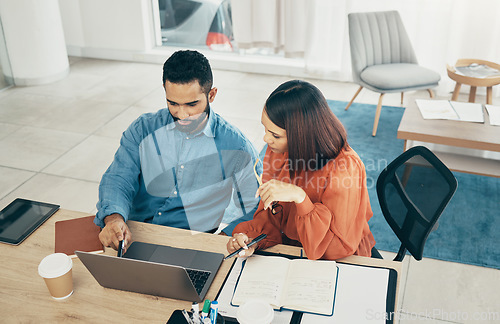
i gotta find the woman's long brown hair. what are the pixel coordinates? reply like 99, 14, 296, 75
264, 80, 348, 179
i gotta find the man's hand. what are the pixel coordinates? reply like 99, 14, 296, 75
99, 214, 132, 253
226, 233, 256, 258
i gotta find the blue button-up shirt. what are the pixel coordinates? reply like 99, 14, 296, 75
95, 107, 261, 235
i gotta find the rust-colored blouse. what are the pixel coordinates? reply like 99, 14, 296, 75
233, 146, 375, 260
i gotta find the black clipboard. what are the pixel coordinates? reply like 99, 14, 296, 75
215, 250, 398, 324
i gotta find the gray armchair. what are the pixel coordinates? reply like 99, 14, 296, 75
346, 11, 440, 136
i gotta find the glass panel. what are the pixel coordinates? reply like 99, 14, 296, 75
160, 0, 201, 30
0, 17, 14, 90
157, 0, 234, 52
153, 0, 284, 55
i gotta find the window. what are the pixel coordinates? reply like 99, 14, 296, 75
156, 0, 233, 52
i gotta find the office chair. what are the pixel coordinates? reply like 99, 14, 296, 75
346, 11, 441, 136
372, 146, 458, 261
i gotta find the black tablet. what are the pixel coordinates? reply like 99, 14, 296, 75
0, 198, 60, 245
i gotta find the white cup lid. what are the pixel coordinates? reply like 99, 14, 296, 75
237, 300, 274, 324
38, 253, 72, 279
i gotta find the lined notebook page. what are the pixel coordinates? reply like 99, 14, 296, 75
301, 264, 390, 324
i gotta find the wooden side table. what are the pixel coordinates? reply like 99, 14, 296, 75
446, 59, 500, 104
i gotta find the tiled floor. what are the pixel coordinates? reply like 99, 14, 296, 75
0, 57, 498, 323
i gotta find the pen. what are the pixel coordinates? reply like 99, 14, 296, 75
201, 299, 211, 321
209, 301, 218, 324
191, 302, 200, 324
224, 233, 267, 260
117, 240, 123, 257
182, 309, 194, 324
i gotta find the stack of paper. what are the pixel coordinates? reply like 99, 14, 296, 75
415, 99, 484, 123
449, 101, 484, 123
485, 105, 500, 126
415, 100, 459, 120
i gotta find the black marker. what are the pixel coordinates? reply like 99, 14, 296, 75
117, 240, 123, 257
224, 233, 267, 260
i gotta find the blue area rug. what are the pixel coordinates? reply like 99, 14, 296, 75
260, 100, 500, 269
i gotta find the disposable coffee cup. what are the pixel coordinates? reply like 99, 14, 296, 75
38, 253, 73, 300
236, 300, 274, 324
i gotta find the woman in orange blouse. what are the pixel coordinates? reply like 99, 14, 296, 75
227, 80, 375, 260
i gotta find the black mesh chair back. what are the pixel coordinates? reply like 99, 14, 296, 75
376, 146, 458, 261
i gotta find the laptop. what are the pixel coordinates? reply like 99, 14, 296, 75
76, 241, 224, 302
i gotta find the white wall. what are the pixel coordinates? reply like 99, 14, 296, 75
0, 0, 69, 85
58, 0, 85, 48
59, 0, 155, 60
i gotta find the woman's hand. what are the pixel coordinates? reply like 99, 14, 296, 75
256, 179, 306, 210
226, 233, 257, 258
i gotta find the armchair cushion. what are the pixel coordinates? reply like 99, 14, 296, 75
360, 63, 441, 91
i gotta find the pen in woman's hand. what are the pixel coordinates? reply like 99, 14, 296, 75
224, 233, 267, 260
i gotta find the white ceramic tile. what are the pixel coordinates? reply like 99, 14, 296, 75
251, 127, 267, 153
0, 90, 71, 125
402, 257, 500, 324
134, 86, 167, 109
0, 173, 99, 213
212, 69, 247, 89
0, 126, 86, 171
213, 88, 267, 121
68, 56, 83, 65
112, 61, 161, 78
221, 115, 261, 137
33, 98, 129, 135
43, 135, 120, 182
0, 123, 19, 140
303, 78, 360, 102
0, 166, 35, 199
231, 72, 290, 93
15, 71, 107, 99
82, 78, 157, 106
68, 57, 127, 76
94, 105, 156, 139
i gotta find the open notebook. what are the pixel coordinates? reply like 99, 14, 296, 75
231, 255, 338, 316
217, 253, 398, 324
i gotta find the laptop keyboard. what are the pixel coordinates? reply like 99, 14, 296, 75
186, 269, 211, 295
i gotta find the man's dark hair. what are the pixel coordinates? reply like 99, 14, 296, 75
162, 50, 213, 94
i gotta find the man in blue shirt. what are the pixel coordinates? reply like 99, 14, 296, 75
95, 50, 261, 252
